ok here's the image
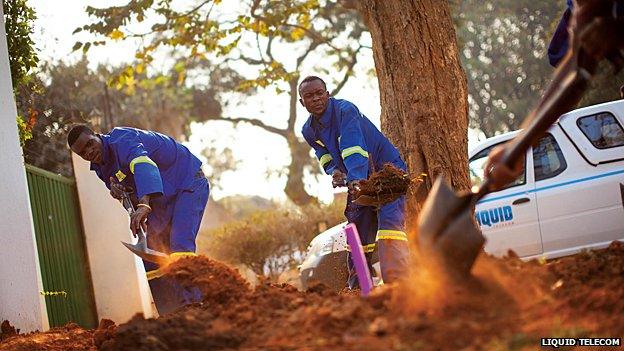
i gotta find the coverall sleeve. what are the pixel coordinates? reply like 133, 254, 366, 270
303, 130, 336, 175
118, 137, 164, 199
339, 103, 369, 182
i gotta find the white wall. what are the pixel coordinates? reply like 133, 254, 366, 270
72, 154, 157, 322
0, 3, 49, 332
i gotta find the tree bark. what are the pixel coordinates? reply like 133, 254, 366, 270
356, 1, 470, 228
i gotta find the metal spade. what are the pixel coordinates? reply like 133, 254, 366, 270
120, 192, 169, 265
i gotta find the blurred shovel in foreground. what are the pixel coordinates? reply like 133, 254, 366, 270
418, 0, 624, 277
120, 192, 169, 265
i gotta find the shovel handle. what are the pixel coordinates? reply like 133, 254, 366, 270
121, 191, 134, 212
121, 191, 148, 241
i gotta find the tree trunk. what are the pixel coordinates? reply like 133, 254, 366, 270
356, 1, 470, 229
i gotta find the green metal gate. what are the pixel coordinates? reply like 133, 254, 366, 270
25, 164, 98, 329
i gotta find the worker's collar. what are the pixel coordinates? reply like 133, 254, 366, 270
311, 98, 334, 130
89, 134, 111, 171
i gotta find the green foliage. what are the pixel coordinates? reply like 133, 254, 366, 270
198, 200, 344, 279
3, 0, 38, 90
76, 1, 364, 90
455, 1, 561, 137
15, 114, 33, 146
4, 0, 39, 146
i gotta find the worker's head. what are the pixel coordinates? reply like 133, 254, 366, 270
298, 76, 329, 117
67, 125, 103, 164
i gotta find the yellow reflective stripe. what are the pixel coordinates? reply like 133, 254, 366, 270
376, 230, 408, 241
170, 252, 197, 259
146, 269, 165, 281
319, 154, 333, 167
315, 140, 325, 147
341, 146, 369, 159
346, 244, 376, 253
129, 156, 158, 174
363, 243, 376, 253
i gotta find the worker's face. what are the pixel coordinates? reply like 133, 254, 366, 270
299, 80, 329, 117
71, 132, 103, 164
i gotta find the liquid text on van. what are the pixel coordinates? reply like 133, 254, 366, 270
475, 206, 513, 227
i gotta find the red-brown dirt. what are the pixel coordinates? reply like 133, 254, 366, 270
2, 242, 624, 351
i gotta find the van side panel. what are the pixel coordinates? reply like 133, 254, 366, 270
535, 129, 624, 254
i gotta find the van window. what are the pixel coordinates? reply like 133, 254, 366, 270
469, 143, 526, 189
533, 133, 567, 181
577, 112, 624, 149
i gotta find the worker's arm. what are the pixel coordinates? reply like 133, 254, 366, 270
338, 103, 369, 184
118, 137, 164, 234
302, 130, 336, 175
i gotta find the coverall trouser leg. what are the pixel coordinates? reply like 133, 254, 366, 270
376, 195, 409, 283
143, 175, 209, 315
345, 195, 378, 289
345, 193, 409, 288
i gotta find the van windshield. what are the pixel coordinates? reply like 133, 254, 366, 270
469, 143, 526, 190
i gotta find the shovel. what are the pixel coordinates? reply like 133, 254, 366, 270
120, 192, 169, 265
418, 1, 624, 277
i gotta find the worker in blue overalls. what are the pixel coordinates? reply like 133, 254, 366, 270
67, 125, 208, 315
299, 76, 409, 286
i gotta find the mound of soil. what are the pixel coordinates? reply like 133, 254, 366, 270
0, 323, 95, 351
0, 321, 18, 342
2, 245, 624, 350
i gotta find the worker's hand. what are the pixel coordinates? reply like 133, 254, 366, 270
109, 177, 131, 200
483, 146, 524, 192
332, 169, 347, 188
347, 180, 364, 197
129, 206, 150, 237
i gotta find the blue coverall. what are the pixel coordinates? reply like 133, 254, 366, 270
90, 127, 209, 314
302, 98, 409, 286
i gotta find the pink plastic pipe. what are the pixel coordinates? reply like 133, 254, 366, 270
344, 223, 374, 296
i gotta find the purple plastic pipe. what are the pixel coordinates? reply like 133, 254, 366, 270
344, 223, 374, 296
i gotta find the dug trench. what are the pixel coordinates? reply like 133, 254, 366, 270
2, 242, 624, 350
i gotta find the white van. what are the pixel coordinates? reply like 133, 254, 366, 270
470, 99, 624, 260
300, 100, 624, 289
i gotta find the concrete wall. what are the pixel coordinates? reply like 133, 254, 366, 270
72, 154, 157, 322
0, 3, 49, 332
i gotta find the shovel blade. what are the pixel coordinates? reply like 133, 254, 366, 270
418, 177, 485, 277
121, 241, 169, 265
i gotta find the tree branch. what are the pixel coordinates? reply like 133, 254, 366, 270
266, 35, 275, 62
208, 115, 288, 137
256, 32, 267, 64
235, 53, 268, 65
